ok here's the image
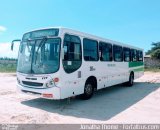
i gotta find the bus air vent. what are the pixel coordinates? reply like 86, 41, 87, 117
22, 81, 43, 87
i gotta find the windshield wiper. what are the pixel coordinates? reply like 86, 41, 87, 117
26, 39, 35, 74
34, 37, 47, 65
36, 37, 47, 54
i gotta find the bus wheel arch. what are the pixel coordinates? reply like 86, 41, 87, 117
81, 76, 97, 100
86, 76, 97, 90
127, 71, 134, 87
130, 71, 134, 79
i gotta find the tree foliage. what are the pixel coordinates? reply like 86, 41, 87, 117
0, 57, 17, 61
151, 49, 160, 59
146, 42, 160, 59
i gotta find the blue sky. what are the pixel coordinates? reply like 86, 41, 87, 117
0, 0, 160, 57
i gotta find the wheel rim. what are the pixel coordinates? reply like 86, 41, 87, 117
85, 84, 93, 95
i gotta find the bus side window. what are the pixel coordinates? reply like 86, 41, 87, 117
99, 42, 112, 61
123, 47, 131, 62
136, 50, 139, 61
138, 50, 143, 61
63, 34, 82, 73
113, 45, 123, 62
83, 38, 98, 61
131, 49, 137, 62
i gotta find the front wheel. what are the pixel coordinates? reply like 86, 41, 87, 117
126, 73, 134, 87
81, 82, 94, 100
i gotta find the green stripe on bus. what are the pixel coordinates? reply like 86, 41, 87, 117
129, 62, 144, 68
132, 67, 144, 72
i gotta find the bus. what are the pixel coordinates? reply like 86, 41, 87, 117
11, 27, 144, 100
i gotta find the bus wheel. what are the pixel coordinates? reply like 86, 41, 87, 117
127, 73, 134, 87
81, 81, 94, 100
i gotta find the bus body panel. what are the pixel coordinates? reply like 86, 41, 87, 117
16, 27, 144, 100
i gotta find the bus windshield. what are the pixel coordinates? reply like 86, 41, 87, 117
17, 38, 60, 74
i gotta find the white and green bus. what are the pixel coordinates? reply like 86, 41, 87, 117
11, 27, 144, 100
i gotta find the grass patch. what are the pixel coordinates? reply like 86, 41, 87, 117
144, 67, 160, 72
0, 63, 17, 73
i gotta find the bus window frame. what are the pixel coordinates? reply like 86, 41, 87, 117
123, 47, 131, 62
113, 45, 123, 62
62, 33, 82, 73
99, 41, 112, 62
131, 49, 137, 62
83, 38, 99, 62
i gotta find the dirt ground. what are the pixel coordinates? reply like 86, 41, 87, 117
0, 72, 160, 124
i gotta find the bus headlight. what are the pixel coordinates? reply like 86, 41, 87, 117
46, 80, 54, 88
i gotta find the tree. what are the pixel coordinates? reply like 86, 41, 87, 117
146, 42, 160, 59
151, 49, 160, 59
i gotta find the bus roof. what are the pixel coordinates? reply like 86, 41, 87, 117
25, 27, 143, 51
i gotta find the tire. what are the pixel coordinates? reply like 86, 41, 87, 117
127, 73, 134, 87
81, 81, 94, 100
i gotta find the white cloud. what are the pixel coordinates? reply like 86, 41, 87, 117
0, 42, 19, 58
0, 26, 7, 32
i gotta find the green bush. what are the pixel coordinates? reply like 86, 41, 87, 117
0, 63, 17, 72
145, 67, 160, 72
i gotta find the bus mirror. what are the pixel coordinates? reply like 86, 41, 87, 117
11, 39, 21, 51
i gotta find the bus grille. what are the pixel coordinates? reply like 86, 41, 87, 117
22, 81, 43, 87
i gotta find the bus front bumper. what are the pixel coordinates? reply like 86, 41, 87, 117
17, 84, 61, 100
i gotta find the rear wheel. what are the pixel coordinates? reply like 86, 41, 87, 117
127, 73, 134, 87
81, 81, 94, 100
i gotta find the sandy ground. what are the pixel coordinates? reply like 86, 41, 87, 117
0, 72, 160, 124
